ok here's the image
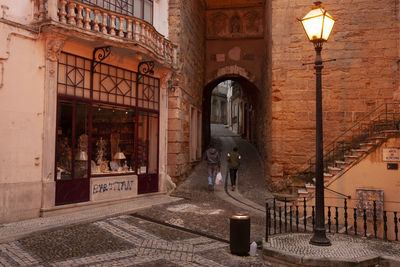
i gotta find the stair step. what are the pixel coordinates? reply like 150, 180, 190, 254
344, 155, 358, 163
328, 166, 341, 175
298, 188, 309, 198
324, 173, 333, 182
351, 148, 368, 156
380, 130, 399, 136
305, 183, 315, 193
335, 160, 349, 168
359, 142, 376, 149
368, 136, 386, 144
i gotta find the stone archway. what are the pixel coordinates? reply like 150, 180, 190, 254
202, 75, 260, 151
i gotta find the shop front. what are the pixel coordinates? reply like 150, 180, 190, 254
55, 50, 160, 205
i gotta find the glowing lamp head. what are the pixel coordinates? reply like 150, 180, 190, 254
299, 1, 335, 43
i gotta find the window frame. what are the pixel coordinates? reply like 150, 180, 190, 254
56, 52, 160, 180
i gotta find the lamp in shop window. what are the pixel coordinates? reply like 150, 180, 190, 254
114, 151, 126, 168
75, 151, 88, 161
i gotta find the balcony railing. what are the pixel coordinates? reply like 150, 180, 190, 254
32, 0, 176, 65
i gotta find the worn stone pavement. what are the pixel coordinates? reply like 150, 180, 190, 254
0, 124, 273, 266
1, 124, 400, 266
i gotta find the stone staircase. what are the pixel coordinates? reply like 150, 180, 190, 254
296, 129, 400, 201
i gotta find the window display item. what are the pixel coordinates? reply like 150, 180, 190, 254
110, 161, 119, 171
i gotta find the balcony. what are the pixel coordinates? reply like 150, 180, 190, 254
32, 0, 176, 66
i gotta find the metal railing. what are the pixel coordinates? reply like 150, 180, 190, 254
302, 102, 400, 180
265, 197, 400, 242
32, 0, 176, 65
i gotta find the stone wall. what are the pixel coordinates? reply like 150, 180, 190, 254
269, 0, 400, 180
168, 0, 206, 183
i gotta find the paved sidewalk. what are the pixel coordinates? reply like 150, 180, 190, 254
0, 194, 181, 243
263, 233, 400, 266
2, 124, 398, 266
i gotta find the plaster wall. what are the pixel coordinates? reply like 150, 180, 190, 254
325, 137, 400, 211
315, 136, 400, 240
153, 0, 169, 38
269, 0, 400, 179
0, 23, 45, 222
0, 0, 33, 24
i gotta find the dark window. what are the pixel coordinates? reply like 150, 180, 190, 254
81, 0, 153, 24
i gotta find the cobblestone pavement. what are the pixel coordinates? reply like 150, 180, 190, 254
264, 233, 400, 266
1, 215, 270, 266
0, 124, 273, 266
3, 125, 398, 266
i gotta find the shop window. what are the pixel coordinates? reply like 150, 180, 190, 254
91, 104, 136, 175
56, 52, 159, 180
56, 101, 89, 180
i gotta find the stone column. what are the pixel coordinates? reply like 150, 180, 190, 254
41, 34, 66, 210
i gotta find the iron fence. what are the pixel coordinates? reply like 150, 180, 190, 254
265, 197, 400, 242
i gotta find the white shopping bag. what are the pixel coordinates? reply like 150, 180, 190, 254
215, 172, 223, 185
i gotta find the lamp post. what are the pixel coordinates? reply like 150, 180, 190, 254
298, 1, 335, 246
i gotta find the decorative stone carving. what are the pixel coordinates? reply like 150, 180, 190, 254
230, 13, 242, 33
206, 7, 263, 38
46, 37, 66, 62
244, 10, 261, 33
210, 12, 228, 35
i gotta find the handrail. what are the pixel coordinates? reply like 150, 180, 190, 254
303, 102, 400, 176
32, 0, 177, 66
324, 187, 351, 199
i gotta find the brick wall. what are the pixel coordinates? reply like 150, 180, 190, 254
168, 0, 206, 183
268, 0, 400, 179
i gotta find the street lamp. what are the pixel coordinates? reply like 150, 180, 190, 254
298, 1, 335, 246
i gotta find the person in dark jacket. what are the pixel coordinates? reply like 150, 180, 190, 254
205, 143, 221, 191
227, 146, 241, 191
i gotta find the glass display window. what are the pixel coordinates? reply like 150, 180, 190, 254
56, 100, 89, 180
56, 52, 160, 182
91, 104, 136, 176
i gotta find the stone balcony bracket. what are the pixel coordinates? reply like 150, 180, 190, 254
32, 0, 177, 68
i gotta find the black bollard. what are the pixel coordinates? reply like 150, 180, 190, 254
230, 214, 250, 256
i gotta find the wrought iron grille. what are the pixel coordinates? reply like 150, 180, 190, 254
58, 52, 159, 111
94, 62, 137, 107
80, 0, 153, 23
58, 53, 91, 99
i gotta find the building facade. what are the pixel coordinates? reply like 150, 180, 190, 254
1, 0, 400, 223
0, 0, 176, 222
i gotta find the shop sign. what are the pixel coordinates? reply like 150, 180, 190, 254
382, 148, 400, 162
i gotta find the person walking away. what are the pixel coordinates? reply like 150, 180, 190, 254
205, 143, 221, 191
227, 147, 241, 191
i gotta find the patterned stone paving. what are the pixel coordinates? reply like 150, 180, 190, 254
0, 215, 268, 267
264, 233, 400, 265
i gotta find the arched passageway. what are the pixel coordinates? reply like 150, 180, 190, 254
202, 75, 261, 150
